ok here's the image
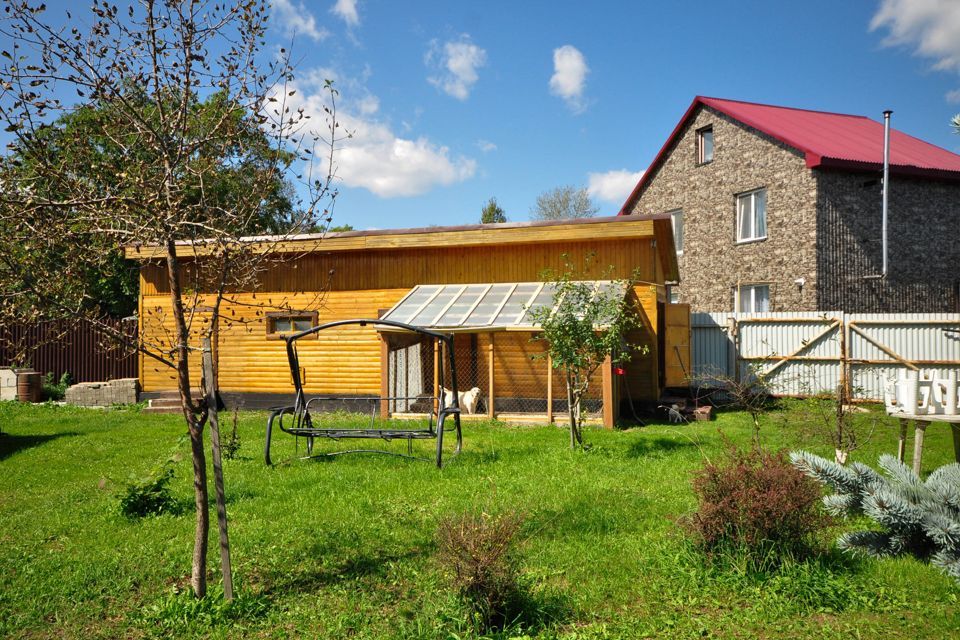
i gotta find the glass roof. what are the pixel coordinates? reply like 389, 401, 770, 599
379, 281, 627, 331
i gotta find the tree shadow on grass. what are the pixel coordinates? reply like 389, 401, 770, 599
261, 545, 428, 596
626, 437, 695, 459
0, 431, 80, 461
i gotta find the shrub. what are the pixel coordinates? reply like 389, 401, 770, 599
41, 372, 71, 401
686, 446, 829, 560
119, 467, 178, 519
222, 408, 241, 460
792, 451, 960, 583
436, 509, 525, 631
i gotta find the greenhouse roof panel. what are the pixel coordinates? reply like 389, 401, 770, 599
379, 281, 627, 331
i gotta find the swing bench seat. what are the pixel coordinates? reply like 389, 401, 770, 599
264, 319, 463, 467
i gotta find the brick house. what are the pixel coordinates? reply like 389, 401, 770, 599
619, 96, 960, 313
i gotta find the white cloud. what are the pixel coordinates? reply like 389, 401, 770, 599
947, 89, 960, 104
549, 45, 589, 113
281, 75, 476, 198
871, 0, 960, 100
476, 139, 497, 153
272, 0, 329, 42
587, 169, 645, 204
331, 0, 360, 27
426, 36, 487, 100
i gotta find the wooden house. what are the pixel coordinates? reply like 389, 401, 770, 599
126, 215, 685, 426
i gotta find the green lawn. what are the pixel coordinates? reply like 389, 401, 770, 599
0, 400, 958, 639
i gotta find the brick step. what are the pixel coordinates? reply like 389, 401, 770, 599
144, 390, 202, 412
142, 406, 183, 414
148, 398, 183, 408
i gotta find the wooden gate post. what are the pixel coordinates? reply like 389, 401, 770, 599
487, 334, 495, 419
546, 352, 553, 424
602, 354, 614, 429
201, 336, 233, 602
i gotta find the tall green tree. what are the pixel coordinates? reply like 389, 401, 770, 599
530, 185, 598, 221
0, 0, 341, 598
480, 197, 507, 224
1, 91, 299, 317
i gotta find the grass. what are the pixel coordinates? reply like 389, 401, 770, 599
1, 399, 958, 638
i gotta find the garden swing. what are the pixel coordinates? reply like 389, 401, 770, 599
264, 318, 463, 467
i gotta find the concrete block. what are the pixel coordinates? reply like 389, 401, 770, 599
65, 378, 139, 407
0, 368, 18, 402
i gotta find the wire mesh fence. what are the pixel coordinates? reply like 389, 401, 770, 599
385, 330, 603, 421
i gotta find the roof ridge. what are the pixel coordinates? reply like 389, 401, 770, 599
698, 95, 874, 121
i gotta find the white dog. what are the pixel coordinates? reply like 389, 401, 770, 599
441, 386, 482, 414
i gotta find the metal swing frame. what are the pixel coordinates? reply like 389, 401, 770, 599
264, 318, 463, 467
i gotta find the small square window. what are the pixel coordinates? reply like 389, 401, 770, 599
736, 284, 770, 313
669, 209, 684, 254
736, 188, 767, 243
668, 286, 680, 304
697, 126, 714, 164
267, 311, 318, 339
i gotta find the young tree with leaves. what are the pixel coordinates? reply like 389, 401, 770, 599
480, 197, 506, 224
529, 259, 643, 448
530, 185, 598, 221
0, 1, 342, 598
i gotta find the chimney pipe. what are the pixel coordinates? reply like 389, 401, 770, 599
865, 110, 892, 280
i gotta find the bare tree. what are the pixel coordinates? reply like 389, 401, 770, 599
0, 1, 343, 597
530, 185, 598, 221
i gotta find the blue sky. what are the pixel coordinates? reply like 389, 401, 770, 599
17, 1, 960, 230
267, 0, 960, 230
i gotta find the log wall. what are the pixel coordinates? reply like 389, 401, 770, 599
139, 237, 665, 401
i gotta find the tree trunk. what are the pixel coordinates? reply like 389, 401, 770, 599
166, 240, 209, 598
566, 375, 577, 449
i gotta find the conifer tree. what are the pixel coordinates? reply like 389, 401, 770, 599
792, 451, 960, 581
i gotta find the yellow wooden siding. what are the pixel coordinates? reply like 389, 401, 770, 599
140, 239, 660, 296
140, 238, 664, 398
663, 303, 692, 387
141, 289, 407, 393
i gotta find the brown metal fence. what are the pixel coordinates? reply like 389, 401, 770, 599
0, 318, 137, 383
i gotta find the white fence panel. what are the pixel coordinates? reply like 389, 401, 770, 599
689, 311, 960, 401
691, 312, 732, 383
847, 313, 960, 401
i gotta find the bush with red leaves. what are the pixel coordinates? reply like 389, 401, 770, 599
686, 446, 829, 557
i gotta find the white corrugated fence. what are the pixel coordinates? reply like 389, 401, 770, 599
690, 311, 960, 401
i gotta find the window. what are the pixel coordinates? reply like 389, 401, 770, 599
669, 209, 684, 254
736, 188, 767, 242
668, 286, 680, 304
267, 311, 318, 339
697, 126, 714, 164
736, 284, 770, 313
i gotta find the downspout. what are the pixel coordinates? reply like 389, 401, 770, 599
865, 110, 892, 280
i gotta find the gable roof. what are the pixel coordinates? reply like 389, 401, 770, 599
619, 96, 960, 215
124, 214, 680, 282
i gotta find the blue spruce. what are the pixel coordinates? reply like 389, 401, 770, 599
790, 451, 960, 582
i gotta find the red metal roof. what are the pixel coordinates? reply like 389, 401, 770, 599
619, 96, 960, 215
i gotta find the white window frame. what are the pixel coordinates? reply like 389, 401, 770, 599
669, 209, 684, 255
736, 188, 767, 243
668, 286, 680, 304
736, 284, 770, 313
697, 126, 714, 164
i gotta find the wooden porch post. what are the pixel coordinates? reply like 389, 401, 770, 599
546, 352, 553, 424
433, 339, 440, 415
602, 354, 614, 429
487, 334, 495, 419
380, 336, 389, 419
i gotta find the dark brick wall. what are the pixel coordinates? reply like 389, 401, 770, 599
816, 171, 960, 312
629, 105, 818, 311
